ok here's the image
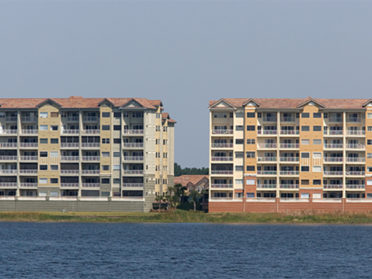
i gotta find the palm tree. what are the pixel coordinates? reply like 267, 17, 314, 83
155, 195, 162, 212
188, 190, 201, 211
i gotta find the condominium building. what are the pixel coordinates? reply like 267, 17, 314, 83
0, 96, 175, 211
209, 98, 372, 212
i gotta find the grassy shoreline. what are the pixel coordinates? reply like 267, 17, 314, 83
0, 210, 372, 224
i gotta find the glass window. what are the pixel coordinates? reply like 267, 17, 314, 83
313, 113, 321, 118
246, 152, 255, 158
51, 112, 59, 118
113, 165, 120, 170
113, 112, 121, 118
246, 165, 255, 171
114, 125, 121, 131
313, 139, 321, 145
246, 179, 255, 185
50, 151, 58, 157
301, 139, 309, 145
51, 125, 58, 131
39, 178, 47, 184
102, 125, 110, 130
51, 138, 59, 144
313, 126, 322, 131
246, 139, 255, 144
313, 166, 321, 172
246, 125, 255, 131
102, 152, 110, 157
40, 152, 48, 157
50, 178, 58, 184
101, 178, 110, 184
39, 112, 48, 118
301, 126, 310, 131
301, 113, 309, 118
246, 112, 255, 118
39, 165, 47, 170
301, 166, 309, 172
301, 152, 310, 158
39, 125, 48, 131
102, 112, 110, 118
40, 138, 48, 144
102, 165, 109, 171
313, 179, 321, 185
51, 165, 58, 170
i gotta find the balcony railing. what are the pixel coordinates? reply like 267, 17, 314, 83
346, 184, 365, 189
325, 130, 343, 135
60, 169, 80, 174
82, 130, 100, 134
81, 143, 100, 148
82, 156, 100, 161
0, 182, 17, 187
123, 170, 144, 175
124, 156, 144, 161
61, 156, 79, 161
212, 129, 233, 135
258, 143, 277, 148
324, 184, 343, 189
263, 117, 277, 122
280, 130, 299, 135
347, 130, 365, 136
20, 156, 38, 161
346, 171, 365, 175
1, 130, 17, 135
62, 129, 80, 134
21, 117, 37, 122
280, 143, 299, 148
258, 130, 277, 135
20, 183, 37, 187
123, 183, 144, 187
211, 143, 233, 148
211, 156, 233, 161
82, 183, 100, 187
123, 143, 144, 148
20, 143, 38, 148
0, 156, 17, 161
0, 142, 17, 148
83, 117, 98, 122
280, 184, 299, 189
280, 157, 299, 162
61, 183, 79, 187
82, 169, 100, 174
346, 157, 365, 163
0, 169, 17, 174
324, 157, 343, 162
257, 170, 277, 175
346, 144, 365, 149
328, 118, 343, 123
324, 144, 343, 149
347, 118, 361, 123
124, 130, 144, 135
257, 157, 277, 162
5, 117, 17, 122
62, 116, 79, 122
21, 129, 37, 134
61, 143, 79, 148
280, 117, 295, 122
19, 169, 38, 174
257, 184, 276, 188
211, 184, 233, 188
210, 170, 233, 175
280, 170, 299, 175
324, 171, 343, 175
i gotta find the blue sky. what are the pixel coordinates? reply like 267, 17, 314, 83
0, 0, 371, 167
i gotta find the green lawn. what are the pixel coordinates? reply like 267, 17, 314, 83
0, 210, 372, 224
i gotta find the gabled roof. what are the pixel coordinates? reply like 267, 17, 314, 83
174, 175, 209, 187
162, 112, 176, 123
209, 98, 237, 109
362, 99, 372, 107
296, 97, 325, 108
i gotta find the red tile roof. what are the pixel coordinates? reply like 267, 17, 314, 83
162, 112, 176, 123
209, 98, 371, 109
174, 175, 208, 186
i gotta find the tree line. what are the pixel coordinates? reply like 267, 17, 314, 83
174, 163, 209, 176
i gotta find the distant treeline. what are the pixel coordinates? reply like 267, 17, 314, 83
174, 163, 209, 176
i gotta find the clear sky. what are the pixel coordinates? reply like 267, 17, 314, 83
0, 1, 371, 167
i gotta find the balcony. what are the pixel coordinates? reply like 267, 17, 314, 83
347, 130, 365, 136
280, 117, 295, 122
346, 144, 365, 149
210, 170, 233, 175
0, 169, 17, 174
21, 129, 37, 135
82, 129, 100, 134
60, 169, 80, 174
124, 130, 144, 135
211, 143, 233, 148
83, 116, 98, 122
212, 129, 233, 135
263, 117, 277, 122
280, 157, 299, 162
62, 129, 80, 134
19, 169, 38, 174
61, 156, 79, 161
324, 184, 343, 189
82, 183, 100, 187
0, 156, 17, 161
20, 156, 38, 161
5, 117, 17, 122
346, 184, 365, 189
61, 183, 79, 187
258, 143, 277, 149
123, 183, 144, 187
257, 170, 277, 175
324, 144, 343, 149
123, 170, 144, 175
257, 157, 277, 162
61, 142, 79, 148
258, 130, 277, 135
124, 156, 144, 161
210, 184, 233, 189
280, 143, 299, 149
0, 130, 17, 135
81, 143, 100, 148
20, 143, 38, 148
0, 182, 17, 187
82, 169, 100, 174
280, 170, 299, 175
21, 117, 37, 122
347, 117, 361, 123
346, 171, 365, 176
280, 184, 299, 189
324, 157, 343, 162
328, 118, 343, 123
123, 143, 144, 148
324, 130, 343, 136
0, 142, 17, 148
324, 171, 343, 176
280, 130, 299, 135
257, 184, 277, 189
82, 156, 100, 161
20, 183, 37, 187
346, 157, 365, 163
62, 116, 79, 122
211, 156, 233, 162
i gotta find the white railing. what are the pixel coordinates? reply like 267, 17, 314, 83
123, 170, 144, 175
346, 144, 365, 149
0, 143, 17, 148
20, 156, 38, 161
62, 129, 79, 134
60, 169, 80, 174
324, 184, 343, 189
124, 156, 144, 161
211, 143, 233, 148
83, 117, 98, 122
347, 130, 365, 135
280, 117, 295, 122
124, 142, 144, 148
258, 130, 277, 135
347, 118, 361, 123
21, 129, 37, 134
0, 182, 17, 187
0, 156, 17, 161
210, 170, 233, 175
0, 169, 17, 174
325, 130, 343, 135
346, 157, 365, 162
257, 170, 277, 175
21, 117, 37, 122
211, 184, 233, 188
19, 169, 38, 174
123, 183, 144, 187
1, 130, 17, 135
280, 184, 299, 189
61, 183, 79, 187
61, 156, 79, 161
124, 130, 144, 135
280, 171, 299, 175
346, 171, 365, 175
211, 156, 233, 161
82, 183, 100, 187
82, 169, 100, 174
280, 157, 299, 162
61, 143, 79, 148
346, 185, 365, 189
212, 129, 233, 135
20, 143, 38, 148
324, 157, 343, 162
280, 143, 299, 148
257, 184, 276, 188
280, 130, 299, 135
258, 143, 277, 148
81, 143, 100, 148
324, 171, 343, 175
82, 130, 100, 134
20, 183, 37, 187
82, 156, 100, 161
324, 144, 343, 148
257, 157, 277, 162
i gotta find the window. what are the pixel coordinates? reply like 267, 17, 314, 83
102, 138, 110, 144
246, 139, 255, 144
313, 152, 322, 159
301, 193, 310, 199
301, 139, 309, 145
247, 193, 255, 198
102, 112, 110, 118
40, 152, 48, 157
247, 125, 255, 131
102, 165, 109, 171
368, 153, 372, 159
51, 138, 59, 144
102, 125, 110, 131
235, 152, 244, 158
368, 167, 372, 173
313, 179, 321, 185
50, 151, 58, 157
113, 152, 121, 157
51, 112, 59, 118
40, 125, 48, 131
40, 138, 48, 144
235, 165, 243, 171
113, 112, 121, 118
313, 113, 321, 118
235, 179, 243, 185
235, 125, 244, 131
114, 125, 121, 131
163, 140, 167, 145
246, 152, 255, 158
246, 165, 255, 171
235, 139, 244, 144
313, 166, 321, 172
368, 140, 372, 145
163, 126, 167, 132
39, 178, 47, 184
113, 178, 120, 184
367, 180, 372, 185
313, 126, 321, 131
247, 112, 255, 118
301, 180, 309, 185
368, 113, 372, 119
301, 126, 310, 131
301, 152, 310, 158
163, 153, 168, 158
301, 166, 309, 172
114, 138, 121, 144
51, 165, 58, 171
156, 126, 160, 131
246, 179, 255, 185
236, 112, 244, 118
101, 178, 110, 184
368, 126, 372, 132
301, 113, 309, 118
113, 165, 120, 170
102, 152, 110, 157
313, 139, 321, 145
39, 112, 48, 118
39, 165, 48, 170
51, 125, 58, 131
50, 178, 58, 184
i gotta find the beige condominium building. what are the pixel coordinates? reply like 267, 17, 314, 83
209, 97, 372, 211
0, 96, 175, 211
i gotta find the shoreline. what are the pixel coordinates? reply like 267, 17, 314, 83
1, 211, 372, 224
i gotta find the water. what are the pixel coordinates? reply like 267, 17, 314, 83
0, 223, 371, 278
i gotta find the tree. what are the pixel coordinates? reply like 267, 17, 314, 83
155, 195, 163, 212
174, 163, 209, 176
188, 190, 201, 211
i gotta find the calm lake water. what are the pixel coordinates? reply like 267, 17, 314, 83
0, 223, 371, 278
